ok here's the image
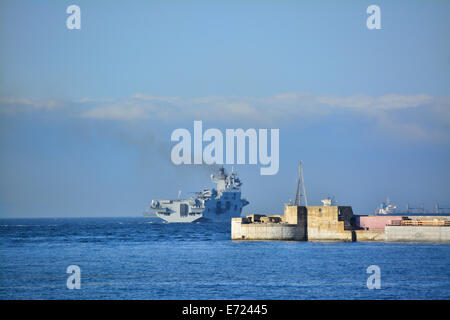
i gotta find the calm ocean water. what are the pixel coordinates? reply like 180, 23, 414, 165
0, 217, 449, 300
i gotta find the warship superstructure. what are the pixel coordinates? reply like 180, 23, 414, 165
149, 167, 249, 223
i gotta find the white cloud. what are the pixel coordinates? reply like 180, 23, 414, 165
1, 93, 449, 141
0, 97, 63, 113
80, 104, 151, 120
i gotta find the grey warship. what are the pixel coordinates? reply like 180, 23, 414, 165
150, 167, 249, 223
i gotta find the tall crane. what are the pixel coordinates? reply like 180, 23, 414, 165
295, 160, 308, 206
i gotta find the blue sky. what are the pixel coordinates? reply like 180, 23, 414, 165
0, 0, 449, 217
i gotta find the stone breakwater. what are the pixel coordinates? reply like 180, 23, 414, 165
231, 205, 450, 242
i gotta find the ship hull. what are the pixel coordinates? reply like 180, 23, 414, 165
155, 212, 204, 223
156, 211, 241, 223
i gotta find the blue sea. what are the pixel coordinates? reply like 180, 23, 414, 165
0, 217, 449, 300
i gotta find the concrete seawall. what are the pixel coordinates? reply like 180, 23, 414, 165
385, 226, 450, 242
357, 215, 450, 230
232, 205, 450, 243
305, 206, 354, 241
231, 218, 305, 241
355, 229, 385, 241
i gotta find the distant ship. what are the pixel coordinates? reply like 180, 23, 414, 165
148, 167, 249, 223
374, 198, 450, 216
375, 198, 398, 215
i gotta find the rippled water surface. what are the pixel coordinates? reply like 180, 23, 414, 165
1, 217, 449, 299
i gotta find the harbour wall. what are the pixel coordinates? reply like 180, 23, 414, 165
232, 205, 450, 242
357, 215, 450, 230
231, 206, 307, 241
231, 218, 305, 241
355, 229, 385, 241
232, 205, 355, 241
305, 206, 354, 241
385, 226, 450, 242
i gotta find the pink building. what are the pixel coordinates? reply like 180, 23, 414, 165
356, 216, 403, 230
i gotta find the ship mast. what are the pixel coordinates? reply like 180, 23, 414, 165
295, 160, 308, 206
